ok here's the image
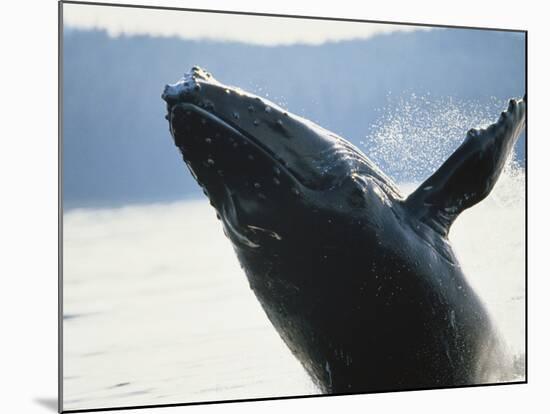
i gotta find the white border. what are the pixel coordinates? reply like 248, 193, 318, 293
1, 1, 548, 413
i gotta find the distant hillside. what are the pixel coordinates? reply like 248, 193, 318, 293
62, 28, 525, 208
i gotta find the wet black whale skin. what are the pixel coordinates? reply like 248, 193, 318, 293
162, 67, 525, 393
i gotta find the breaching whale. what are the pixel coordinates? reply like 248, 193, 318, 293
161, 67, 525, 393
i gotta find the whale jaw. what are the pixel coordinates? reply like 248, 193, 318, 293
162, 67, 389, 251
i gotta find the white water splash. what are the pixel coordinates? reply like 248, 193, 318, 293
366, 94, 519, 184
379, 94, 526, 380
451, 167, 525, 380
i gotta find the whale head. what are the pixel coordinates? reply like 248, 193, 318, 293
162, 67, 400, 253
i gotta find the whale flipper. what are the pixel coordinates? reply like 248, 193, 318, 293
405, 96, 526, 236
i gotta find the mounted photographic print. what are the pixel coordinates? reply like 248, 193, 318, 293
60, 1, 527, 412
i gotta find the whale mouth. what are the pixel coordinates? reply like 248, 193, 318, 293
168, 102, 301, 188
162, 67, 309, 199
162, 67, 373, 191
163, 71, 310, 249
169, 101, 306, 248
161, 67, 385, 248
167, 98, 306, 195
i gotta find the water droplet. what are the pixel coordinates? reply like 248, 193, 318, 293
253, 119, 260, 126
205, 137, 212, 144
264, 106, 272, 113
253, 182, 261, 189
217, 169, 224, 176
273, 178, 280, 185
194, 84, 201, 91
225, 89, 230, 95
233, 112, 240, 120
273, 167, 281, 175
207, 158, 215, 165
247, 105, 255, 113
292, 188, 300, 196
277, 119, 283, 126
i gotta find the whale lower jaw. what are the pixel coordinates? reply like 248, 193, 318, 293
170, 102, 303, 188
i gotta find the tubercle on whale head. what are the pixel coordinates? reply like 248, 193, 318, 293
162, 67, 398, 250
162, 66, 217, 104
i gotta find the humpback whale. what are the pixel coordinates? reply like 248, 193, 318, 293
161, 67, 525, 394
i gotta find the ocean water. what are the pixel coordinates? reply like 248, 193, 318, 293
62, 200, 318, 411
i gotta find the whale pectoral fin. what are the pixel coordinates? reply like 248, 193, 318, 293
405, 96, 526, 236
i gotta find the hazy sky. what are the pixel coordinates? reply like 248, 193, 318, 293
63, 3, 427, 46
